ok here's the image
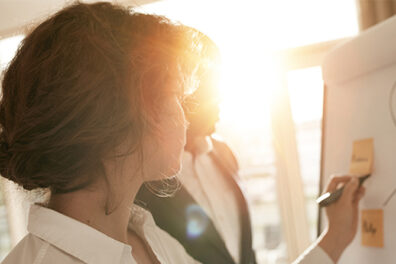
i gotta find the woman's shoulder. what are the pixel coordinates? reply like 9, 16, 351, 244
2, 233, 82, 264
2, 234, 42, 263
129, 205, 201, 264
151, 225, 202, 264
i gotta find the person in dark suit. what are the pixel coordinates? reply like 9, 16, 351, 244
135, 35, 257, 264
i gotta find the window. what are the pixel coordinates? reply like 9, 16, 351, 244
287, 66, 324, 241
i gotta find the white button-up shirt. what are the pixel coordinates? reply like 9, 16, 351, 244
294, 243, 334, 264
179, 137, 241, 263
1, 204, 200, 264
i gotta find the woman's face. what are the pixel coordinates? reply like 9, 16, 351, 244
143, 94, 187, 180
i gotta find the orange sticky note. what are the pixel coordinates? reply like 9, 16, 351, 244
361, 209, 384, 248
349, 138, 374, 175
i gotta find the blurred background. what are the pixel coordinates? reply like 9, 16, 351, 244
0, 0, 394, 263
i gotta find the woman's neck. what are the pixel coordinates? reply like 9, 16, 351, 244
48, 175, 143, 245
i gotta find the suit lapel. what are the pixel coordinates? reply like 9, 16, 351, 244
167, 185, 236, 263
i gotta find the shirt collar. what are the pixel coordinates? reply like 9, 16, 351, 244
27, 204, 133, 264
127, 204, 157, 237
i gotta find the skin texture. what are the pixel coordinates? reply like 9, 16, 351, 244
49, 95, 186, 263
318, 175, 365, 262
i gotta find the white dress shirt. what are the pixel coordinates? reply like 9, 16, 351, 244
1, 204, 200, 264
179, 136, 241, 263
294, 243, 334, 264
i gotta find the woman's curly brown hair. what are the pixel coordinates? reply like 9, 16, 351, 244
0, 2, 204, 193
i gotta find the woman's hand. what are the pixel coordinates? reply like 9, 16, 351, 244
318, 175, 365, 263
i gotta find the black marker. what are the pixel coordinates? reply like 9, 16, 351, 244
317, 174, 370, 207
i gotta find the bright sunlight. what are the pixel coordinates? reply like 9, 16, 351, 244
137, 0, 359, 130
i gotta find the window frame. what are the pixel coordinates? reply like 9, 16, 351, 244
271, 38, 349, 261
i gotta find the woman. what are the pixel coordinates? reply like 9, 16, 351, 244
0, 2, 204, 263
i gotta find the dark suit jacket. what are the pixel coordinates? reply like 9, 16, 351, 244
135, 137, 256, 264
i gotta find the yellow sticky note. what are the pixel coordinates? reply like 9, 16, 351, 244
349, 138, 374, 175
361, 209, 384, 248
